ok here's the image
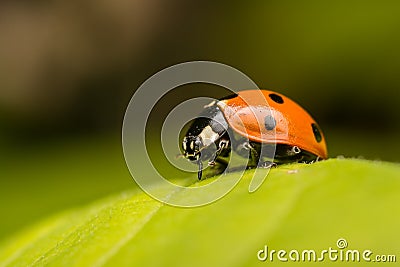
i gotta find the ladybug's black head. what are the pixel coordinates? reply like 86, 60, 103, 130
182, 135, 203, 161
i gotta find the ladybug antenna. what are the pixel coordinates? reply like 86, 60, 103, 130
197, 160, 203, 180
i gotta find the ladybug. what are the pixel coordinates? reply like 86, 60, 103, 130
182, 90, 328, 179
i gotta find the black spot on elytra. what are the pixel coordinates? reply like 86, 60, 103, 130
311, 123, 322, 143
264, 115, 276, 130
269, 93, 284, 104
219, 93, 239, 101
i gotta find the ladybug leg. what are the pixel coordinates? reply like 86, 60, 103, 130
242, 142, 260, 168
291, 146, 301, 155
307, 156, 321, 164
258, 161, 277, 168
197, 160, 203, 180
243, 142, 277, 169
208, 139, 230, 166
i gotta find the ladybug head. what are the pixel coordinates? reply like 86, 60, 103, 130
182, 135, 203, 161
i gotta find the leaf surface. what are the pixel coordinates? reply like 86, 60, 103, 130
1, 159, 399, 266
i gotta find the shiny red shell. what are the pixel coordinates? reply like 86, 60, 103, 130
217, 90, 328, 159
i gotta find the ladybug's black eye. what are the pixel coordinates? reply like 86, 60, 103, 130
269, 93, 284, 104
311, 123, 322, 143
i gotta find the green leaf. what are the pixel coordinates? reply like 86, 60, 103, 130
1, 158, 399, 266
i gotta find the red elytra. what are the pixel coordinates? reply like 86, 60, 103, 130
217, 90, 328, 159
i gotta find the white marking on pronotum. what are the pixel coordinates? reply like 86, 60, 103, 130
216, 100, 227, 110
199, 126, 220, 147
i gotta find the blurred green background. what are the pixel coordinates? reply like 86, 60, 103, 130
1, 0, 399, 244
